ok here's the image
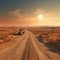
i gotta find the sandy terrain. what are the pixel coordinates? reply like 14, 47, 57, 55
0, 27, 60, 60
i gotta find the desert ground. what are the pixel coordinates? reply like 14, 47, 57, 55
0, 27, 60, 60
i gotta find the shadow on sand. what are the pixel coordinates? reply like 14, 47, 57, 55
37, 36, 60, 55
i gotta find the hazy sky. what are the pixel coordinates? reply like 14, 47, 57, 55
0, 0, 60, 26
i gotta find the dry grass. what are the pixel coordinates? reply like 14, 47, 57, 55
28, 27, 60, 43
0, 27, 60, 45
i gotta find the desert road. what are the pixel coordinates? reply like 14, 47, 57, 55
0, 30, 60, 60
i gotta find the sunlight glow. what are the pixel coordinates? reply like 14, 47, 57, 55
38, 15, 44, 20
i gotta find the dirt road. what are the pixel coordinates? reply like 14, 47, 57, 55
0, 30, 60, 60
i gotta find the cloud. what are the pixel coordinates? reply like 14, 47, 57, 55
0, 9, 37, 26
34, 8, 45, 15
35, 8, 60, 19
8, 9, 36, 21
8, 9, 23, 18
0, 9, 23, 22
0, 8, 60, 26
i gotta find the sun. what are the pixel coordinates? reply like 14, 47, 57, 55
38, 14, 44, 20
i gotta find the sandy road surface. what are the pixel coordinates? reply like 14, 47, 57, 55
0, 30, 60, 60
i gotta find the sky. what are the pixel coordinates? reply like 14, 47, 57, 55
0, 0, 60, 26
